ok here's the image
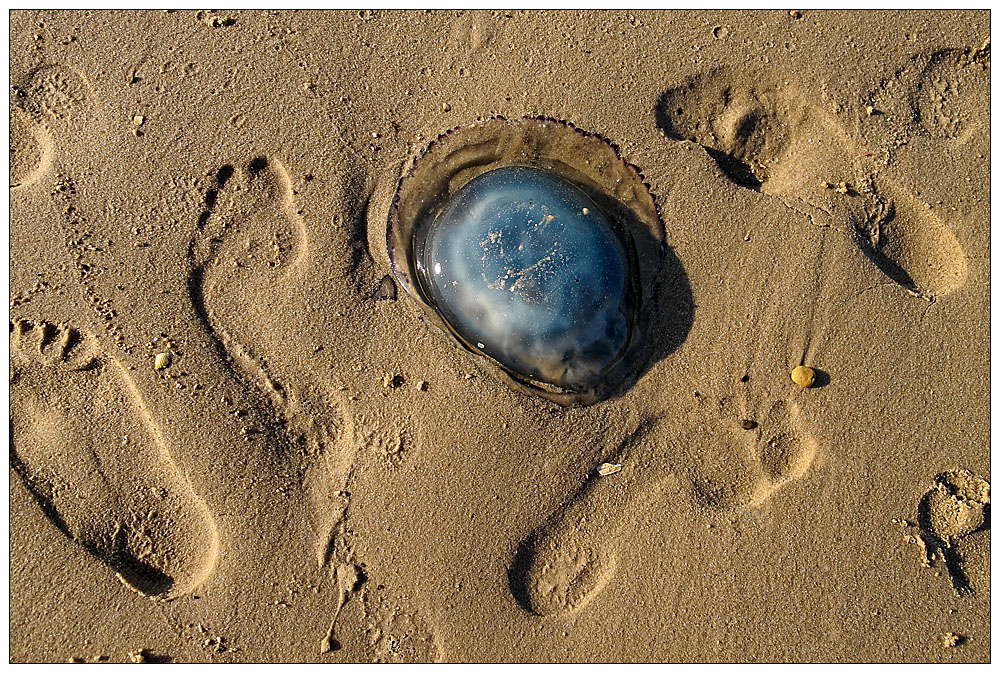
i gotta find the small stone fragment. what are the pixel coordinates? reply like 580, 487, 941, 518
441, 102, 451, 112
865, 105, 875, 116
741, 419, 757, 430
154, 352, 171, 370
597, 462, 622, 476
132, 114, 144, 126
834, 182, 850, 194
791, 365, 815, 388
939, 632, 964, 648
789, 10, 803, 19
376, 274, 397, 300
417, 380, 429, 391
129, 649, 150, 663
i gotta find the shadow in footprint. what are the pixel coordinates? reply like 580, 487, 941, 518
508, 524, 614, 617
654, 70, 787, 192
853, 183, 969, 298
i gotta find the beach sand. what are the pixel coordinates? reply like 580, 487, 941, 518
9, 10, 990, 662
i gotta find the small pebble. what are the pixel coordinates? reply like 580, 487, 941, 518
376, 274, 397, 300
791, 365, 815, 388
740, 419, 757, 430
441, 102, 451, 112
597, 462, 622, 476
939, 632, 964, 648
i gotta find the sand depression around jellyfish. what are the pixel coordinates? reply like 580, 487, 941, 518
387, 116, 668, 405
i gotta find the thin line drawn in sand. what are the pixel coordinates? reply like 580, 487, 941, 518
654, 66, 970, 300
10, 63, 91, 189
914, 470, 990, 596
9, 319, 220, 599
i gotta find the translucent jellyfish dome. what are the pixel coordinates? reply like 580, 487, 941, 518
387, 117, 665, 405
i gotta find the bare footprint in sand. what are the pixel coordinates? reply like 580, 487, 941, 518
915, 470, 990, 596
10, 105, 54, 188
10, 63, 92, 189
508, 398, 818, 617
187, 154, 440, 657
654, 66, 969, 299
187, 154, 354, 485
853, 183, 968, 298
9, 319, 219, 598
511, 61, 981, 620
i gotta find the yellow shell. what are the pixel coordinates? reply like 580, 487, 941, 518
791, 365, 815, 388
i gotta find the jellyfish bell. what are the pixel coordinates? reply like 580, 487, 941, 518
387, 116, 665, 405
